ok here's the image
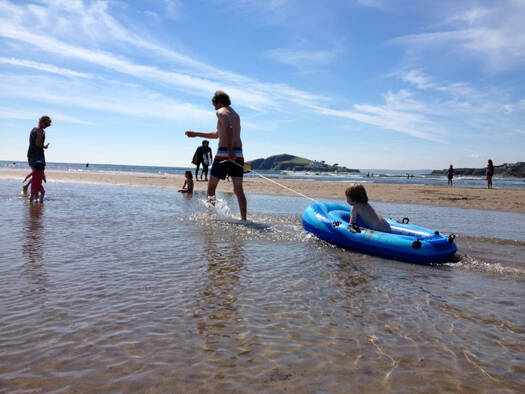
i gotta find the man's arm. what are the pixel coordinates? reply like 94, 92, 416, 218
185, 131, 219, 139
35, 129, 49, 149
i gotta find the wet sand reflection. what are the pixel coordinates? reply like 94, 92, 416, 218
21, 203, 48, 293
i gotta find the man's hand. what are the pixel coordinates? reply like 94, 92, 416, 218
185, 131, 196, 138
44, 143, 49, 149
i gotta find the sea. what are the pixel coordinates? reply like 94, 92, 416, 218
2, 160, 525, 189
0, 165, 524, 391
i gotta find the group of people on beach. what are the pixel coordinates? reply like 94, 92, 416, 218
447, 160, 494, 188
22, 89, 497, 227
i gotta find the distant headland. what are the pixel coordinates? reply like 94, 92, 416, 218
247, 154, 359, 173
431, 162, 525, 177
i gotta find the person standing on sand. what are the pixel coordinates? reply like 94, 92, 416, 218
185, 90, 247, 221
23, 115, 51, 194
447, 164, 454, 186
486, 159, 494, 189
192, 140, 212, 181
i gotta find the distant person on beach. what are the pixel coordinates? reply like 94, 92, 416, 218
185, 90, 247, 220
486, 159, 494, 189
192, 140, 212, 181
23, 161, 46, 202
178, 170, 194, 193
447, 164, 454, 186
23, 115, 51, 194
345, 183, 391, 233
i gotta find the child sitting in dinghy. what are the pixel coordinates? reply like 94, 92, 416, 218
346, 183, 391, 233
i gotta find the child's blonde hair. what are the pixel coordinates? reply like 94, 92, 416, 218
345, 183, 368, 204
185, 170, 193, 179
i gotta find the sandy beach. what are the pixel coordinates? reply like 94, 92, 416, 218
2, 168, 524, 213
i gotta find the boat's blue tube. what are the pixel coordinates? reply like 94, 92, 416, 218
302, 202, 457, 264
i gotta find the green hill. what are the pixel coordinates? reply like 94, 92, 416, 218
247, 154, 359, 173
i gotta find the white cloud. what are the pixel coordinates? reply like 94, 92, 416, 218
0, 57, 93, 78
265, 45, 340, 71
355, 0, 385, 9
0, 74, 214, 123
392, 2, 525, 70
0, 106, 93, 124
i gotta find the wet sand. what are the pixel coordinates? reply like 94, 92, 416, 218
2, 169, 524, 213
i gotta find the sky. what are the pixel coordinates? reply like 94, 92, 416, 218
0, 0, 524, 169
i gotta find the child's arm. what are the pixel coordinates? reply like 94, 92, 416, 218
43, 173, 47, 183
349, 206, 358, 224
23, 173, 32, 182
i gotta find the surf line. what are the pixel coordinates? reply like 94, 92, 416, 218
220, 160, 319, 203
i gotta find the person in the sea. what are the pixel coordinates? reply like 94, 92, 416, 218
447, 164, 454, 186
23, 115, 51, 194
178, 170, 194, 193
23, 161, 46, 202
191, 140, 213, 181
185, 90, 247, 220
486, 159, 494, 189
345, 183, 391, 233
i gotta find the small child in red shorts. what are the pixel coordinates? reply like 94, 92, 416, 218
23, 162, 46, 202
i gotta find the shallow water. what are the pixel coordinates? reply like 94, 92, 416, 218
1, 180, 524, 392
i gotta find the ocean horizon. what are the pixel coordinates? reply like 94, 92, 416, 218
2, 160, 524, 190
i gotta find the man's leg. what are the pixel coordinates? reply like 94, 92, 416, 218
195, 163, 200, 180
232, 177, 247, 221
207, 175, 220, 204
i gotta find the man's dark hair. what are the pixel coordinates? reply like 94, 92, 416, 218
212, 90, 231, 106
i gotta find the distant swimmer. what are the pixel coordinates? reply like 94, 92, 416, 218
185, 90, 247, 220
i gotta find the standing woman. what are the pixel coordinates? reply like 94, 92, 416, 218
24, 116, 51, 193
447, 164, 454, 186
486, 159, 494, 189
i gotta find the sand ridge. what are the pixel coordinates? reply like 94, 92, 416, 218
1, 169, 524, 213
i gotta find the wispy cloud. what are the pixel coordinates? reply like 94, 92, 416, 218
0, 74, 214, 123
0, 57, 93, 78
355, 0, 386, 9
312, 89, 440, 141
3, 0, 520, 143
265, 45, 341, 71
0, 106, 93, 125
392, 2, 525, 70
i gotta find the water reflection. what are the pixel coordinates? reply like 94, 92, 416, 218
21, 203, 48, 293
195, 226, 245, 339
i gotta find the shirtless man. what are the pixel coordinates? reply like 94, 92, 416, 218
185, 90, 247, 220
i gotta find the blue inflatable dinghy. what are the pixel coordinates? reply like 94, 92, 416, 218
302, 202, 457, 264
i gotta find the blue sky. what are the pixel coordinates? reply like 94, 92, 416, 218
0, 0, 524, 169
